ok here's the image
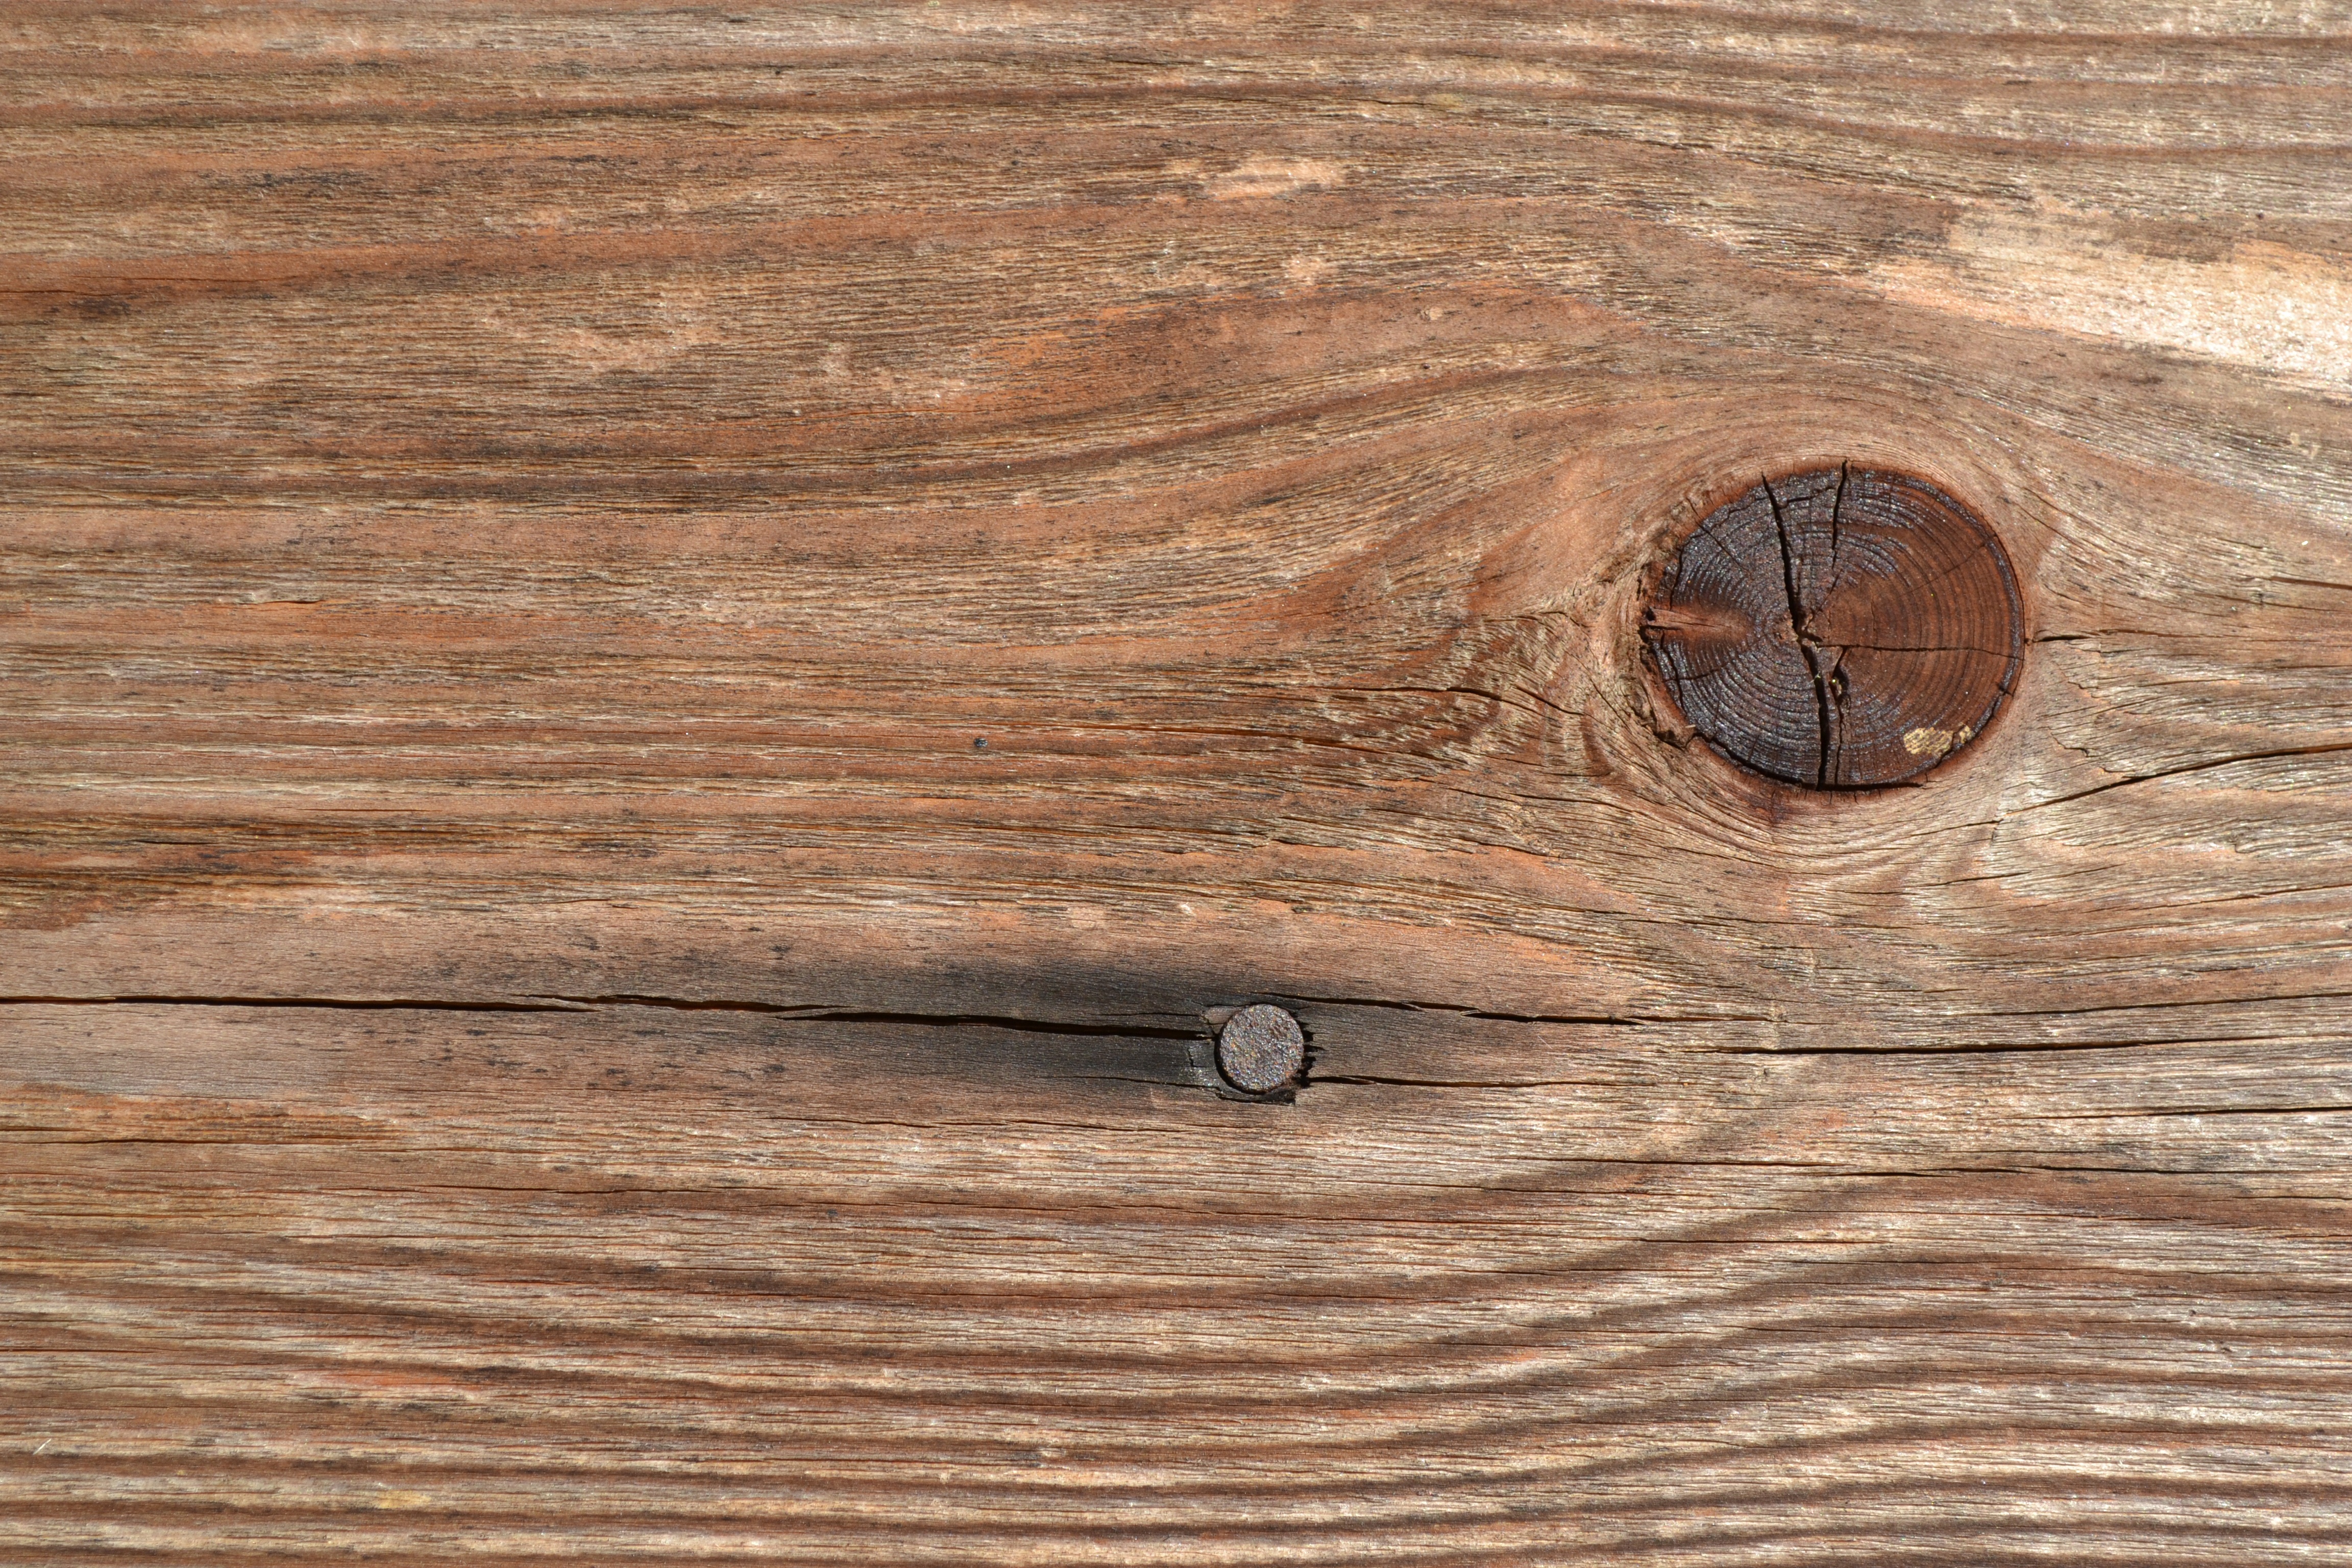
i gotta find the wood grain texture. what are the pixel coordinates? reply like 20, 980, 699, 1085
4, 3, 2351, 1562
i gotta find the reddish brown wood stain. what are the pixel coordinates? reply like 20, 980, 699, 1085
1645, 468, 2024, 788
5, 6, 2352, 1565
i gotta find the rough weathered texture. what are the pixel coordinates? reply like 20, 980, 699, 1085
1646, 467, 2023, 787
4, 3, 2352, 1564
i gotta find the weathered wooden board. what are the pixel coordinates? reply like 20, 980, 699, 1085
5, 4, 2351, 1562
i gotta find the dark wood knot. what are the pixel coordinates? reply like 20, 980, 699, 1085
1644, 467, 2022, 789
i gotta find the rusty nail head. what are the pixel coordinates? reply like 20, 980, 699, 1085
1216, 1004, 1306, 1094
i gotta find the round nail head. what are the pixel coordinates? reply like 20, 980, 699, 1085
1216, 1004, 1306, 1094
1644, 466, 2022, 789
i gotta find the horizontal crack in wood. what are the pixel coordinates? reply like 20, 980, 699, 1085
0, 994, 1204, 1038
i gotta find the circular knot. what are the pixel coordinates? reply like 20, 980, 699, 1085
1644, 467, 2022, 789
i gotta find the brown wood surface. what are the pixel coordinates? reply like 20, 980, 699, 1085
6, 4, 2352, 1562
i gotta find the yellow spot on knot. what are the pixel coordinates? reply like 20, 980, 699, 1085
1902, 724, 1973, 757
